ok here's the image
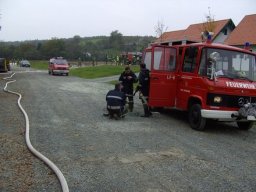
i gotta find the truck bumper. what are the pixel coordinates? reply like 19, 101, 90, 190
201, 109, 256, 121
53, 70, 69, 74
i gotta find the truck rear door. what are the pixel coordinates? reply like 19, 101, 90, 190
148, 46, 178, 107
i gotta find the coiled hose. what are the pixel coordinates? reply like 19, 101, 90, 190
3, 72, 69, 192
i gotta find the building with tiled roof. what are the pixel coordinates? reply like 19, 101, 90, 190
156, 30, 185, 44
225, 14, 256, 53
155, 19, 235, 45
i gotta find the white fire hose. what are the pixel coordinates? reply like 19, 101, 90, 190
3, 72, 69, 192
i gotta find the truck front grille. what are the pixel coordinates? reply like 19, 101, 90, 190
207, 93, 256, 108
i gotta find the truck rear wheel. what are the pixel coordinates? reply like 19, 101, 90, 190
237, 122, 254, 130
188, 104, 206, 131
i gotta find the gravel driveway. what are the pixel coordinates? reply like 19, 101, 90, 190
1, 67, 256, 192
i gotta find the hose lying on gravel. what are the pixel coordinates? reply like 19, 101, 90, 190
3, 72, 69, 192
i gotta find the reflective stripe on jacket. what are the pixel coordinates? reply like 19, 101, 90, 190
106, 89, 126, 107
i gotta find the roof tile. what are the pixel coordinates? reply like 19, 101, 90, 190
156, 19, 232, 43
225, 14, 256, 45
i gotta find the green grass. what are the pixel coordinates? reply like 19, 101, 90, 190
70, 65, 140, 79
30, 60, 140, 79
109, 80, 119, 85
30, 60, 48, 70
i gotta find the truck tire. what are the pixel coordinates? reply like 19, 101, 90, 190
188, 104, 207, 131
237, 122, 254, 130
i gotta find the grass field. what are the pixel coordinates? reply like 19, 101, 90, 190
30, 60, 48, 70
30, 60, 140, 79
70, 65, 140, 79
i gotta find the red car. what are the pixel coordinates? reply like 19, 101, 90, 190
48, 57, 69, 76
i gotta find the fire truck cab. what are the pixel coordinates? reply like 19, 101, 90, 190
144, 42, 256, 131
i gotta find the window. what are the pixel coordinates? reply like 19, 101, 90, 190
182, 47, 198, 73
198, 48, 256, 81
154, 49, 162, 70
55, 59, 68, 65
223, 29, 228, 35
153, 47, 176, 71
144, 51, 152, 70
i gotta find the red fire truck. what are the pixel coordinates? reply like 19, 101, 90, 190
144, 41, 256, 131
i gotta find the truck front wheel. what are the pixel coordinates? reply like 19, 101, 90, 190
237, 122, 254, 130
188, 104, 207, 131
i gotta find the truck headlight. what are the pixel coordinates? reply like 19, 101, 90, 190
213, 96, 222, 103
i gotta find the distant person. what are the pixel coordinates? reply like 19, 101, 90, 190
106, 83, 127, 119
119, 66, 138, 112
137, 63, 152, 117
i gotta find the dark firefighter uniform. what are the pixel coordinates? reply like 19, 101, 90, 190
137, 64, 152, 117
106, 83, 127, 119
119, 66, 138, 112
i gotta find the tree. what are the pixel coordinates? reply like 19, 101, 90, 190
154, 20, 168, 42
109, 30, 124, 50
0, 35, 155, 61
200, 7, 216, 41
65, 35, 82, 59
0, 44, 15, 59
42, 38, 66, 59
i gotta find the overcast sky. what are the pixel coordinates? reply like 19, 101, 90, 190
0, 0, 255, 42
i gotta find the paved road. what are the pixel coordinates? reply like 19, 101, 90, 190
1, 67, 256, 192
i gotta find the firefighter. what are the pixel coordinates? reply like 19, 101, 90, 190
106, 83, 127, 119
137, 63, 152, 117
119, 66, 138, 112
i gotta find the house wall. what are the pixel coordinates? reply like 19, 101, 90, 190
213, 26, 233, 44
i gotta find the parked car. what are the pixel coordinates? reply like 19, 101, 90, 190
48, 57, 69, 76
19, 60, 31, 67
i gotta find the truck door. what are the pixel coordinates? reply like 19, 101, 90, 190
148, 46, 177, 107
176, 46, 199, 109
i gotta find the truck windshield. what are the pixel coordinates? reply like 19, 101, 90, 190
55, 59, 68, 65
199, 48, 256, 81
